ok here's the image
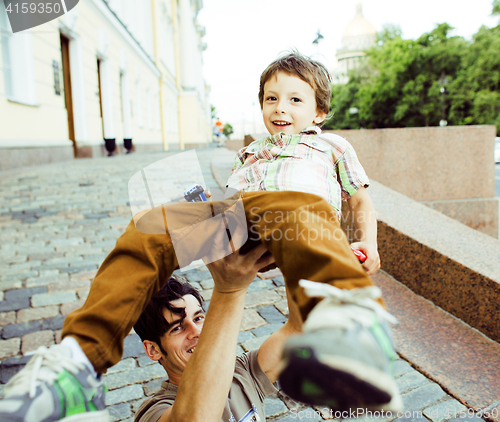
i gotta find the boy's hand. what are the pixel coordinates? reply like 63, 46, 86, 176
178, 190, 212, 203
350, 241, 380, 275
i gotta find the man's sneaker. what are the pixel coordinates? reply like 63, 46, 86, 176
0, 343, 109, 422
278, 280, 402, 412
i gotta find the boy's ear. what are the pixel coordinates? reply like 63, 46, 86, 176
313, 110, 327, 125
143, 340, 163, 361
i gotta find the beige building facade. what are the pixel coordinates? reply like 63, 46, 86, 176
0, 0, 210, 170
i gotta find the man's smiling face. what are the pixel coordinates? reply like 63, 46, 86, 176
262, 72, 326, 136
158, 294, 205, 378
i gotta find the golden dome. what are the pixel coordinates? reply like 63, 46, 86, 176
342, 2, 377, 38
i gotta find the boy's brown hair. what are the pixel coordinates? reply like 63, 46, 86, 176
258, 51, 332, 125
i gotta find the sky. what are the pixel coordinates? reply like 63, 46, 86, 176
197, 0, 499, 137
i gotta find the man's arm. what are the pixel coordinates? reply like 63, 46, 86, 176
346, 187, 380, 275
161, 237, 274, 422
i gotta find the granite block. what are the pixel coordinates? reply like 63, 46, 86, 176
327, 126, 496, 202
143, 379, 163, 397
264, 396, 288, 418
108, 402, 132, 421
2, 320, 41, 338
22, 330, 54, 354
401, 383, 447, 412
252, 322, 283, 337
375, 271, 500, 410
429, 199, 499, 238
0, 297, 31, 312
104, 363, 165, 390
371, 180, 500, 343
5, 287, 46, 301
237, 330, 255, 343
396, 371, 430, 393
423, 399, 468, 422
0, 337, 21, 360
240, 309, 266, 331
257, 305, 287, 324
107, 358, 137, 375
105, 384, 144, 406
40, 315, 66, 331
122, 334, 145, 359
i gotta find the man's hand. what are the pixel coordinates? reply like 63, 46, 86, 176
205, 219, 275, 294
350, 241, 380, 275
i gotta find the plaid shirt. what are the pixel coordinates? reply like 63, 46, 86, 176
226, 127, 369, 216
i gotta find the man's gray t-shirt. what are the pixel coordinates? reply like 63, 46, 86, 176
134, 350, 277, 422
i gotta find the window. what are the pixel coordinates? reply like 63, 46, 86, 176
0, 2, 37, 105
136, 77, 143, 127
0, 2, 13, 97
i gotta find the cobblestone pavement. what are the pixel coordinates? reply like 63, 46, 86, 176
0, 147, 483, 421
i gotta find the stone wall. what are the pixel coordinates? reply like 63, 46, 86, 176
369, 180, 500, 344
0, 146, 75, 172
326, 125, 498, 238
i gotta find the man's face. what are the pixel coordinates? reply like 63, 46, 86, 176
262, 71, 326, 136
158, 294, 205, 376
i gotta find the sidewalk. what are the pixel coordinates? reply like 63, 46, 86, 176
0, 147, 493, 421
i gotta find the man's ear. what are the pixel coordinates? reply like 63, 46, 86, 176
143, 340, 163, 361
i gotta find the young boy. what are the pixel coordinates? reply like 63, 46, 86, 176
0, 52, 401, 422
223, 51, 400, 408
227, 51, 380, 275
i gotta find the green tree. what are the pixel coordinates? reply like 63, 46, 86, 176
449, 24, 500, 133
377, 24, 402, 43
493, 0, 500, 15
327, 23, 468, 129
324, 78, 362, 130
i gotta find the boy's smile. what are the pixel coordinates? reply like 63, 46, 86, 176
262, 72, 326, 136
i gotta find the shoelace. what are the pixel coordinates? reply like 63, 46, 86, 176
299, 279, 398, 325
6, 346, 86, 399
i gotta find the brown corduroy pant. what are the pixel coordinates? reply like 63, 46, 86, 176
61, 191, 374, 373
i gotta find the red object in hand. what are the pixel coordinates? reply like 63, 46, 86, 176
351, 247, 367, 263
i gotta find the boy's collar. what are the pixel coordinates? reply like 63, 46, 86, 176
300, 126, 322, 135
266, 126, 322, 145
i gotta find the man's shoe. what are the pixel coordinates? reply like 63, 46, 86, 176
278, 280, 402, 412
0, 344, 109, 422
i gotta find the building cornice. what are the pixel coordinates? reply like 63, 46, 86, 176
87, 0, 160, 78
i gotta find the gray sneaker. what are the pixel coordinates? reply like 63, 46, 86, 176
278, 280, 402, 412
0, 343, 109, 422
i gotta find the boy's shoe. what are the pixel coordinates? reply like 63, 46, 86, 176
0, 343, 109, 422
278, 280, 402, 412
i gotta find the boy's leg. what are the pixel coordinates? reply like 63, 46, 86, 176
234, 190, 373, 317
231, 191, 400, 411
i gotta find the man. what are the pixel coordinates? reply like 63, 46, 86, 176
133, 238, 302, 422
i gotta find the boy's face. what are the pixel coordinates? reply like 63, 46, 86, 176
262, 72, 326, 136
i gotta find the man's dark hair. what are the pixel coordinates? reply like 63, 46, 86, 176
134, 276, 205, 355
